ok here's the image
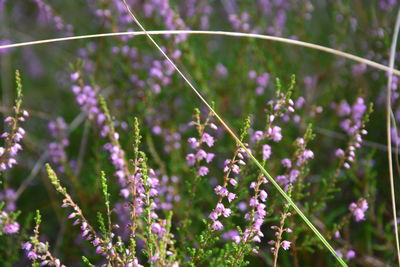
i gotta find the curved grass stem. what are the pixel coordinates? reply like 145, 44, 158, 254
0, 30, 399, 77
386, 7, 400, 267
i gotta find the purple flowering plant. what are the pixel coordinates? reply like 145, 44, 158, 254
1, 1, 400, 266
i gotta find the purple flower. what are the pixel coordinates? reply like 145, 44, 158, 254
335, 148, 345, 158
186, 153, 195, 166
257, 72, 269, 87
227, 177, 237, 186
227, 192, 236, 202
27, 251, 37, 260
337, 100, 351, 117
353, 208, 365, 221
333, 231, 340, 239
188, 137, 200, 149
209, 211, 218, 221
281, 240, 291, 250
3, 222, 19, 234
151, 222, 164, 236
238, 202, 247, 211
201, 133, 215, 147
289, 169, 300, 182
22, 242, 32, 251
216, 63, 228, 78
259, 190, 268, 202
262, 144, 272, 160
349, 199, 368, 222
268, 126, 282, 142
281, 158, 292, 168
346, 250, 356, 260
196, 149, 207, 161
352, 97, 367, 121
252, 130, 264, 142
70, 72, 79, 81
212, 220, 224, 230
222, 208, 232, 217
205, 153, 215, 163
276, 175, 288, 185
198, 166, 209, 176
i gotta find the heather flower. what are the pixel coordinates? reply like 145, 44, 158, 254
262, 144, 272, 160
33, 0, 73, 36
267, 126, 283, 142
186, 153, 196, 166
205, 153, 215, 163
212, 220, 224, 230
259, 190, 268, 202
188, 137, 200, 149
335, 148, 345, 158
186, 109, 217, 178
349, 199, 368, 222
196, 149, 207, 160
221, 229, 240, 240
252, 130, 264, 142
198, 166, 209, 176
2, 221, 19, 234
70, 75, 110, 138
234, 170, 269, 247
281, 240, 291, 250
215, 63, 228, 78
333, 231, 341, 239
24, 210, 67, 266
228, 12, 253, 32
334, 98, 371, 169
248, 70, 270, 95
346, 250, 356, 260
0, 188, 17, 211
337, 100, 351, 117
201, 133, 215, 147
0, 71, 28, 172
48, 117, 69, 172
289, 169, 300, 182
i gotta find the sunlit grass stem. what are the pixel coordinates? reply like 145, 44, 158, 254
386, 8, 400, 267
0, 30, 399, 76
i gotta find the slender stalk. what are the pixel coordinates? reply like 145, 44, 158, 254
0, 30, 399, 76
386, 8, 400, 267
120, 1, 347, 266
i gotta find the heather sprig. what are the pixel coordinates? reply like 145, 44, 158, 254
32, 0, 73, 36
46, 164, 125, 265
130, 150, 175, 266
270, 188, 293, 267
99, 95, 131, 188
191, 117, 251, 265
314, 101, 373, 210
226, 170, 269, 265
334, 100, 373, 170
47, 117, 69, 173
186, 108, 217, 189
208, 117, 252, 233
23, 210, 65, 267
0, 70, 29, 172
100, 171, 112, 236
0, 202, 20, 235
